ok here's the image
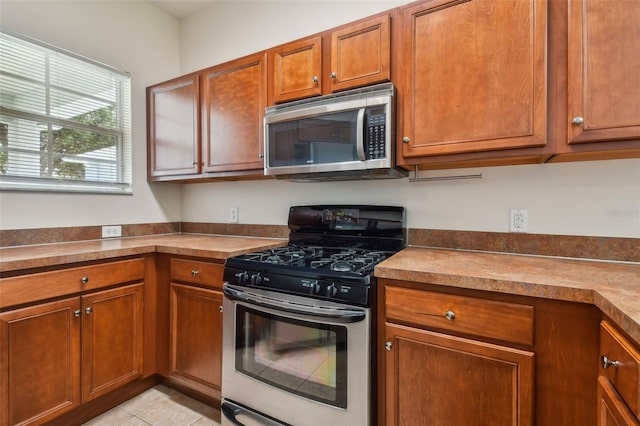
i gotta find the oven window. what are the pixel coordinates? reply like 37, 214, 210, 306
235, 305, 348, 408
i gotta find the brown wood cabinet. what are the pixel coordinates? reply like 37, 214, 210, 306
147, 53, 267, 182
169, 283, 223, 399
382, 283, 534, 425
201, 52, 266, 174
81, 284, 144, 403
398, 0, 547, 160
384, 323, 534, 425
157, 257, 225, 401
147, 73, 200, 179
0, 260, 145, 426
598, 321, 640, 425
567, 0, 640, 146
0, 298, 81, 426
269, 14, 391, 104
379, 278, 603, 425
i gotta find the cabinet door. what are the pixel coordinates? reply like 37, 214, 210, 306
598, 376, 640, 426
0, 298, 81, 426
567, 0, 640, 144
81, 283, 144, 402
169, 283, 223, 398
272, 36, 322, 103
147, 73, 200, 178
330, 15, 390, 92
384, 323, 534, 426
400, 0, 547, 158
201, 53, 266, 173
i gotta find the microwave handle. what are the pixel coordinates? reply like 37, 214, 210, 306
356, 107, 366, 161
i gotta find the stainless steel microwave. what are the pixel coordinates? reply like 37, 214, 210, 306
264, 83, 407, 181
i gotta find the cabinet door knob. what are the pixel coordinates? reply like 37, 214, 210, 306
402, 136, 410, 143
601, 355, 620, 369
219, 306, 223, 313
191, 269, 199, 277
258, 153, 264, 159
85, 307, 93, 315
81, 276, 89, 284
74, 310, 81, 317
330, 72, 337, 79
312, 75, 319, 84
444, 310, 456, 321
572, 116, 584, 125
385, 341, 393, 351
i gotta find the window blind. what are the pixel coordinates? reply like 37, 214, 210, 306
0, 30, 132, 194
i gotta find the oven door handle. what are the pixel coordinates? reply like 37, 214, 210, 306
222, 399, 289, 426
223, 285, 367, 323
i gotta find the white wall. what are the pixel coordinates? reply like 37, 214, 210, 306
0, 1, 638, 238
0, 0, 183, 229
179, 1, 640, 238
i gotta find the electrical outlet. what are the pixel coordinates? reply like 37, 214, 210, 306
510, 209, 528, 233
230, 207, 239, 223
102, 225, 122, 238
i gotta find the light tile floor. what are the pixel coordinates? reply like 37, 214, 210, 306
82, 385, 222, 426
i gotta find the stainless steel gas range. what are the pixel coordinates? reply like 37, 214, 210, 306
221, 205, 406, 426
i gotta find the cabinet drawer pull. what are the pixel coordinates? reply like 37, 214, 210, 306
444, 310, 456, 321
81, 276, 89, 284
85, 307, 93, 315
191, 269, 199, 277
385, 341, 393, 351
601, 355, 620, 369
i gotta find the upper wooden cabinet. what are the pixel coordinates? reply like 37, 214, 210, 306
399, 0, 547, 159
271, 36, 322, 104
201, 52, 267, 174
147, 53, 267, 182
330, 15, 391, 93
147, 73, 200, 179
269, 14, 392, 104
567, 0, 640, 145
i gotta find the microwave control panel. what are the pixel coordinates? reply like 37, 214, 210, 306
365, 108, 387, 160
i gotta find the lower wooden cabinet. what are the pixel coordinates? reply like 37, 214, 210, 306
598, 321, 640, 425
0, 298, 81, 426
169, 283, 223, 398
81, 284, 144, 402
0, 283, 144, 426
384, 322, 534, 425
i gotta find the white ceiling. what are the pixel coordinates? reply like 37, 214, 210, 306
148, 0, 219, 20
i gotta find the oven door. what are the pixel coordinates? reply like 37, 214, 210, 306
222, 284, 371, 426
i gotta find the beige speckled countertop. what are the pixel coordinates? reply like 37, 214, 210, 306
1, 235, 639, 347
375, 246, 640, 345
0, 234, 286, 273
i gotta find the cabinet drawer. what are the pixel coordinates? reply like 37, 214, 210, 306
600, 321, 640, 417
170, 258, 223, 289
385, 286, 534, 346
0, 258, 145, 309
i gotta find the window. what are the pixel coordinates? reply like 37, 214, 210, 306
0, 30, 132, 193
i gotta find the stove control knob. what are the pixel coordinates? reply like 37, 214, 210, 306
250, 273, 262, 286
313, 282, 321, 294
234, 271, 249, 284
327, 283, 338, 298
